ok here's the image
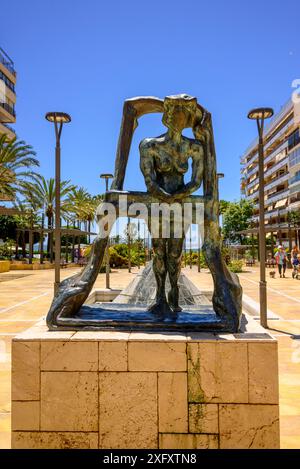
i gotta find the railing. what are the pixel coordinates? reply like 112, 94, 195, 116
251, 207, 288, 222
0, 101, 16, 117
244, 140, 288, 180
245, 152, 288, 191
266, 188, 289, 204
0, 47, 15, 75
0, 122, 15, 134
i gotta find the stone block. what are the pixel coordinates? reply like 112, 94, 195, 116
11, 401, 40, 431
99, 341, 127, 371
71, 331, 130, 341
187, 342, 248, 403
159, 433, 218, 449
248, 342, 279, 404
11, 341, 40, 401
12, 431, 98, 449
158, 372, 187, 433
41, 341, 98, 371
219, 404, 280, 449
189, 403, 218, 434
40, 371, 98, 431
128, 342, 186, 371
99, 372, 157, 448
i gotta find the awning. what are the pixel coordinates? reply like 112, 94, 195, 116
274, 198, 287, 208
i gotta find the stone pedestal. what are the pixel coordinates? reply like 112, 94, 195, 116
11, 316, 280, 449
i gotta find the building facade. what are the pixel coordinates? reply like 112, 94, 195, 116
0, 47, 16, 140
240, 97, 300, 249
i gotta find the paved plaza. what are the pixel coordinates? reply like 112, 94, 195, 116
0, 265, 299, 448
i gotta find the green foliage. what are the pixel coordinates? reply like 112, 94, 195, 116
0, 239, 14, 259
219, 199, 230, 215
0, 215, 18, 241
287, 210, 300, 226
222, 199, 254, 244
0, 134, 39, 200
183, 251, 207, 267
84, 242, 146, 268
228, 259, 243, 273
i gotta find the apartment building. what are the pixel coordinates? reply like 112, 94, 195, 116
0, 47, 16, 140
240, 97, 300, 249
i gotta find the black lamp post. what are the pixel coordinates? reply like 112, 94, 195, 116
248, 107, 274, 328
45, 112, 71, 294
100, 173, 113, 289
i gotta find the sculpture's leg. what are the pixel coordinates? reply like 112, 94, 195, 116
46, 198, 115, 329
166, 237, 184, 312
148, 238, 173, 317
203, 240, 242, 332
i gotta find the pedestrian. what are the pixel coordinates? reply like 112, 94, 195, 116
292, 252, 300, 279
275, 245, 287, 278
291, 245, 299, 262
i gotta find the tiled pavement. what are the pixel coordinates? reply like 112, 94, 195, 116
0, 264, 299, 448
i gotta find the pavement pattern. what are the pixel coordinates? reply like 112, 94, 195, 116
0, 264, 299, 449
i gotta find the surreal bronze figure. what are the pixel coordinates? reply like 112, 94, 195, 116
46, 94, 242, 332
140, 95, 204, 317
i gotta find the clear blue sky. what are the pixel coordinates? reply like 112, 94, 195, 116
1, 0, 299, 202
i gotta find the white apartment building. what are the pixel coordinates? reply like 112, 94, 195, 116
0, 47, 16, 140
240, 97, 300, 250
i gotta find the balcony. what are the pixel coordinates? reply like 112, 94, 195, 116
244, 141, 288, 182
0, 122, 15, 139
0, 48, 15, 76
266, 188, 289, 205
0, 101, 16, 122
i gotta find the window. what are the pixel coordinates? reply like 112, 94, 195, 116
289, 146, 300, 168
0, 71, 15, 92
290, 170, 300, 186
288, 129, 300, 151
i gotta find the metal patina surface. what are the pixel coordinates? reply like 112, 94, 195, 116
46, 94, 242, 332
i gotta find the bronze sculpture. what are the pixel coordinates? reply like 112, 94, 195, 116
46, 94, 242, 332
140, 95, 204, 316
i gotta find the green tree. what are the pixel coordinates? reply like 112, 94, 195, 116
222, 199, 253, 244
0, 134, 39, 200
23, 177, 75, 258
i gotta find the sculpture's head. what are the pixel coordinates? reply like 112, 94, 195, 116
162, 94, 201, 132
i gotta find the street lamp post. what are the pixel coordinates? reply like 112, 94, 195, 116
45, 112, 71, 294
100, 173, 113, 289
248, 107, 274, 328
127, 217, 132, 273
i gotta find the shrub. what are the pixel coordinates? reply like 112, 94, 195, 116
228, 259, 243, 273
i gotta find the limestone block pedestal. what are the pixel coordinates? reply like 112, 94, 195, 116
11, 316, 280, 449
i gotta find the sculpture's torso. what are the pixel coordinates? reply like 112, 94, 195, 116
140, 133, 203, 194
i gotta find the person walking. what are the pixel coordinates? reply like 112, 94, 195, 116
275, 245, 287, 278
291, 246, 300, 278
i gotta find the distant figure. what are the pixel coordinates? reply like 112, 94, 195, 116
275, 245, 287, 278
292, 248, 300, 279
291, 245, 299, 265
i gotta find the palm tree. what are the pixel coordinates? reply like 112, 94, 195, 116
23, 176, 75, 260
65, 188, 102, 246
0, 134, 39, 200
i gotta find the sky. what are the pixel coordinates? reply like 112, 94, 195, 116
1, 0, 299, 204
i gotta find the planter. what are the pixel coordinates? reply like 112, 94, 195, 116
0, 260, 10, 273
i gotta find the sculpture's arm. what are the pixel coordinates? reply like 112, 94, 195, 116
139, 143, 172, 200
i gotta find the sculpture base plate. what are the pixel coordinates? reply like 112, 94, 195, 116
54, 302, 233, 332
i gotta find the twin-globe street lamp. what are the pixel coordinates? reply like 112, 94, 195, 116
100, 173, 114, 289
247, 107, 274, 328
45, 112, 71, 294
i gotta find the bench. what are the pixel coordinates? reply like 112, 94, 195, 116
266, 259, 276, 268
245, 259, 255, 267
